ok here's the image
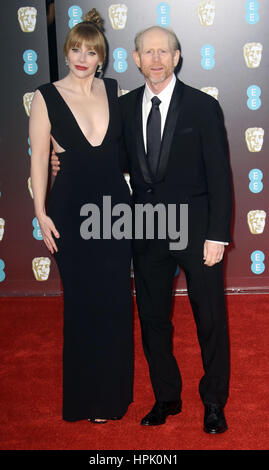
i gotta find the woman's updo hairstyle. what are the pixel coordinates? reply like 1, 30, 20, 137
64, 8, 106, 64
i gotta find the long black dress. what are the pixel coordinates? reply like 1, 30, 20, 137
37, 79, 133, 421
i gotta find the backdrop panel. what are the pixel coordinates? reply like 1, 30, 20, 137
0, 1, 61, 295
54, 0, 269, 293
1, 1, 268, 296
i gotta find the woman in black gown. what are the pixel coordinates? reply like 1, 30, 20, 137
29, 9, 133, 423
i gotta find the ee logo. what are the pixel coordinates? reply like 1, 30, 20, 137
0, 259, 5, 282
113, 48, 128, 73
157, 3, 171, 27
28, 137, 31, 156
251, 250, 265, 274
247, 85, 261, 110
23, 50, 38, 75
68, 5, 82, 28
32, 217, 43, 240
201, 44, 215, 70
174, 266, 180, 277
249, 168, 263, 193
245, 0, 259, 25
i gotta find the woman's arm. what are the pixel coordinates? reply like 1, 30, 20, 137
29, 90, 59, 253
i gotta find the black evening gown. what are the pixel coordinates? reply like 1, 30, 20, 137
37, 79, 133, 421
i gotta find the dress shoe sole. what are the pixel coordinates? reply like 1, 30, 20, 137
203, 424, 228, 434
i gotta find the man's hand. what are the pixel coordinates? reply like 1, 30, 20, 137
51, 149, 60, 176
203, 240, 225, 267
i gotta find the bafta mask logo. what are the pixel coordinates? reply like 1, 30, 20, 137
248, 210, 266, 234
0, 218, 5, 241
23, 92, 34, 116
198, 0, 216, 26
109, 4, 128, 29
18, 7, 37, 32
28, 177, 33, 199
245, 127, 264, 152
201, 86, 219, 100
243, 42, 263, 68
32, 257, 51, 281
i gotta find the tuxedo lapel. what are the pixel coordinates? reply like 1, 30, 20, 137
156, 79, 184, 182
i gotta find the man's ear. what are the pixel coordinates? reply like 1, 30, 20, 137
132, 50, 141, 69
173, 50, 180, 68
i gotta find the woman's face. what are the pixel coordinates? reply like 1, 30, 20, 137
67, 41, 101, 78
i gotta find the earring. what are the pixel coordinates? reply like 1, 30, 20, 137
97, 63, 103, 73
65, 57, 69, 66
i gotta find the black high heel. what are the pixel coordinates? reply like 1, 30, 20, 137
88, 418, 107, 424
88, 416, 123, 423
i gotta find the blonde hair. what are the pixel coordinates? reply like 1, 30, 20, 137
64, 9, 106, 63
135, 26, 180, 53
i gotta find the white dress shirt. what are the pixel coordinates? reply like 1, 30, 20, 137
141, 74, 227, 246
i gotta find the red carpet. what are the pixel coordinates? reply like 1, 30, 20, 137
0, 294, 269, 450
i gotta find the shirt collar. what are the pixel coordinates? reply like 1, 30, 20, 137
144, 73, 176, 105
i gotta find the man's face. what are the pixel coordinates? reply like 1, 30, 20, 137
133, 29, 180, 89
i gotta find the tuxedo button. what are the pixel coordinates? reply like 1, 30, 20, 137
146, 188, 154, 194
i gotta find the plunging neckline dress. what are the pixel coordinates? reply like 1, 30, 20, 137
37, 78, 133, 421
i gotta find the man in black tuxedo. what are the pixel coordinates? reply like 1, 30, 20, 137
119, 26, 232, 433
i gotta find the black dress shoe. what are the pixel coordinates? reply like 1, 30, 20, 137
203, 404, 228, 434
141, 400, 182, 426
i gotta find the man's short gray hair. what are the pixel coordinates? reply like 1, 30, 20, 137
134, 26, 180, 53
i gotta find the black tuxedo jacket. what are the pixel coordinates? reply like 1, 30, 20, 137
119, 78, 232, 245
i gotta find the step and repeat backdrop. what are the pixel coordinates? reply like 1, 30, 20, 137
0, 0, 268, 295
0, 1, 60, 295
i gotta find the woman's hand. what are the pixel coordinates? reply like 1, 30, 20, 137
38, 214, 60, 254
